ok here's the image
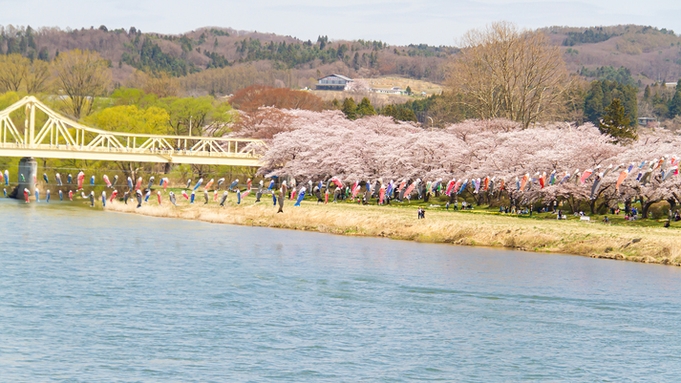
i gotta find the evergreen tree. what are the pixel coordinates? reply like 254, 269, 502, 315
396, 108, 417, 122
356, 97, 376, 117
381, 105, 396, 117
599, 98, 636, 143
341, 97, 357, 119
405, 86, 412, 95
584, 81, 604, 123
584, 80, 637, 126
669, 80, 681, 118
643, 84, 651, 100
19, 35, 28, 54
619, 83, 638, 126
378, 104, 397, 119
37, 47, 49, 61
380, 103, 417, 122
352, 52, 360, 70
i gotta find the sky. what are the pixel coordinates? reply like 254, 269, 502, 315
2, 0, 680, 46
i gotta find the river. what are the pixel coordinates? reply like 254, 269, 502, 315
1, 199, 680, 382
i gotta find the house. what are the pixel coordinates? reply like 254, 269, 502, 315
371, 87, 403, 95
638, 116, 658, 127
316, 74, 353, 91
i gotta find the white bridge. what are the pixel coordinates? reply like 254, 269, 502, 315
0, 96, 265, 166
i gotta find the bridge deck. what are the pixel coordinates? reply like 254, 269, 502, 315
0, 96, 264, 166
0, 143, 261, 166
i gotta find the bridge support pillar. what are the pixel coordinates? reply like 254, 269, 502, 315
10, 157, 37, 199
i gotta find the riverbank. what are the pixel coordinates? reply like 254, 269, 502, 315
106, 200, 681, 266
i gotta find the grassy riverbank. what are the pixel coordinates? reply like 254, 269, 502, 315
106, 198, 681, 267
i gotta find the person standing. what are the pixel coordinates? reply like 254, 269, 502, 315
277, 181, 287, 213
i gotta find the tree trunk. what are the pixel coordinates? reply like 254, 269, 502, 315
567, 196, 576, 214
476, 193, 483, 206
667, 198, 677, 215
642, 199, 662, 219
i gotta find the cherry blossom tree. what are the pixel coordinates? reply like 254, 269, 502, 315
250, 108, 681, 215
346, 79, 371, 93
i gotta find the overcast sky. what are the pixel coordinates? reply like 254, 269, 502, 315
2, 0, 680, 46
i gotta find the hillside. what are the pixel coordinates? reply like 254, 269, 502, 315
1, 24, 680, 97
542, 25, 681, 85
0, 25, 451, 93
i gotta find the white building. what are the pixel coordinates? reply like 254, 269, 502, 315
371, 87, 403, 95
316, 74, 354, 91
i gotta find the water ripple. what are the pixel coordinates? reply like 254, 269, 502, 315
1, 199, 680, 382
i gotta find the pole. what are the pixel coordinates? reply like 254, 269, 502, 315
30, 102, 35, 146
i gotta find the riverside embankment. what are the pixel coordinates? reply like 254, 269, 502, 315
106, 199, 681, 267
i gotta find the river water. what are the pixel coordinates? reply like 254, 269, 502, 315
1, 199, 680, 382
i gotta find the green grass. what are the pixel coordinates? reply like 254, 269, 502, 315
329, 196, 677, 229
66, 185, 680, 231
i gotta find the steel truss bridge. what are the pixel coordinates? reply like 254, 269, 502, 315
0, 96, 265, 166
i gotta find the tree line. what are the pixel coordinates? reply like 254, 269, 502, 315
379, 22, 681, 138
642, 80, 681, 120
121, 37, 198, 76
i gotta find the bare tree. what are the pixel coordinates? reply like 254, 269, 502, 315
0, 54, 52, 94
0, 54, 28, 92
25, 59, 51, 94
127, 70, 179, 98
447, 22, 572, 128
53, 49, 111, 118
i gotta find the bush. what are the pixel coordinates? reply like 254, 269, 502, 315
649, 201, 671, 219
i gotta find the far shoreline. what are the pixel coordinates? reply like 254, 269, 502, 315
104, 198, 681, 268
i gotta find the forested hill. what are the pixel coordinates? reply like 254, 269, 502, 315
0, 25, 453, 90
543, 25, 681, 85
0, 24, 680, 95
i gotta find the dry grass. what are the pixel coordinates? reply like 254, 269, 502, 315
106, 199, 681, 267
359, 77, 443, 95
309, 77, 442, 107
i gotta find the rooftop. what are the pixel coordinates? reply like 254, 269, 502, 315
319, 74, 353, 82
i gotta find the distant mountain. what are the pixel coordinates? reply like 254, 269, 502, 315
0, 24, 680, 96
0, 25, 453, 93
542, 25, 681, 85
